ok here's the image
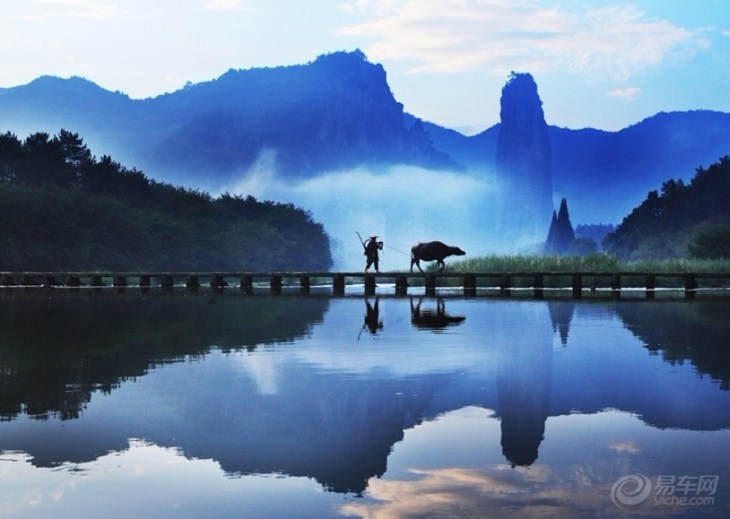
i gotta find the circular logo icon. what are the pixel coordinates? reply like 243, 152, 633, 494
611, 474, 653, 508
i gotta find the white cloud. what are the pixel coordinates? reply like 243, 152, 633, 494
607, 86, 641, 100
339, 0, 705, 81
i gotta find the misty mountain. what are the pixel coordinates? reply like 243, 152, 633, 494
1, 50, 729, 230
421, 110, 730, 224
0, 50, 456, 191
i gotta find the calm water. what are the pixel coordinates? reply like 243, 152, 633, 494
1, 290, 729, 518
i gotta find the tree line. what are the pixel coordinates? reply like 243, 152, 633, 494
603, 155, 730, 260
0, 130, 332, 271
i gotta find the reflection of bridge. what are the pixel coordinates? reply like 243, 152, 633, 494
2, 270, 729, 298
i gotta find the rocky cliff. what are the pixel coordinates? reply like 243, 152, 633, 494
495, 72, 553, 239
0, 50, 456, 190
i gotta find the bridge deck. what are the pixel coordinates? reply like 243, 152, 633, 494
2, 270, 729, 299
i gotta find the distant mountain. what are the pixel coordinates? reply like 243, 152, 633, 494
1, 50, 729, 225
422, 110, 730, 224
0, 50, 455, 191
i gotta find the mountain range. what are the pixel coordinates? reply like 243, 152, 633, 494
2, 50, 729, 228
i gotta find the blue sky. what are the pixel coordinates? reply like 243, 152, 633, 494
2, 0, 729, 133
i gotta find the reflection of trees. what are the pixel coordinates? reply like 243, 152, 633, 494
614, 301, 730, 390
0, 292, 328, 420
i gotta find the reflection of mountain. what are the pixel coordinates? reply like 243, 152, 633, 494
2, 296, 730, 495
0, 292, 328, 420
496, 314, 552, 466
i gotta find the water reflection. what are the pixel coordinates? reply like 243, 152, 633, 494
409, 297, 466, 331
615, 301, 730, 390
1, 293, 730, 517
496, 313, 551, 467
547, 301, 575, 346
360, 297, 383, 337
0, 292, 329, 421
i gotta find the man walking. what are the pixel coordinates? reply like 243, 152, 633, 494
364, 235, 383, 272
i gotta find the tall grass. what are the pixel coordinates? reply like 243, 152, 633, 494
447, 254, 730, 273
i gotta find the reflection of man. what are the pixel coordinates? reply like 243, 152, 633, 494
363, 297, 383, 335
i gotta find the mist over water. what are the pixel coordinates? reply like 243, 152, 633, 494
226, 156, 531, 270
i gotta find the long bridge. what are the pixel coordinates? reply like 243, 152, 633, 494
2, 270, 729, 299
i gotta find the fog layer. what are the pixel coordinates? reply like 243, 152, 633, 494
227, 153, 541, 270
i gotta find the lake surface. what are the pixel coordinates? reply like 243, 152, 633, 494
1, 290, 729, 518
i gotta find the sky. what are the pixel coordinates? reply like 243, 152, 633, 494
2, 0, 729, 133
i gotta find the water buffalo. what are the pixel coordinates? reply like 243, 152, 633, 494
410, 241, 465, 272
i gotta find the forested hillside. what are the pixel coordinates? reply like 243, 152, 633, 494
603, 156, 730, 260
0, 130, 332, 271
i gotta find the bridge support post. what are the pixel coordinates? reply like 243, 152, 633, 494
186, 275, 200, 291
499, 274, 511, 296
533, 273, 544, 299
333, 274, 345, 296
425, 274, 436, 296
684, 274, 698, 300
611, 274, 621, 299
645, 274, 656, 299
160, 275, 174, 290
140, 275, 151, 293
463, 274, 476, 296
572, 274, 583, 299
270, 275, 282, 295
299, 275, 310, 294
240, 275, 253, 294
364, 275, 376, 296
395, 275, 408, 295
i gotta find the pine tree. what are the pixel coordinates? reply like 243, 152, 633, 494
544, 198, 575, 254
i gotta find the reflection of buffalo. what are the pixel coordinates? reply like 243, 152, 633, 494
410, 241, 465, 272
410, 297, 465, 330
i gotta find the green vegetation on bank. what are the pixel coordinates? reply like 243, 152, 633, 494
603, 155, 730, 260
0, 130, 332, 271
449, 254, 730, 273
438, 254, 730, 290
